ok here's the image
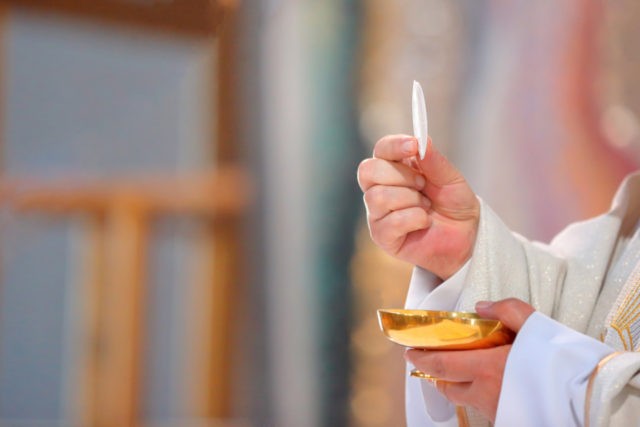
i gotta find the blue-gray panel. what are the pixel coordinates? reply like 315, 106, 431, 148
5, 12, 205, 176
0, 218, 70, 419
143, 219, 190, 419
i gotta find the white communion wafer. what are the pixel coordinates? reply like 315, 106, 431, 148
412, 80, 429, 159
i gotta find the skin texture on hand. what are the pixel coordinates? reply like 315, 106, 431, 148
357, 134, 480, 279
405, 299, 536, 423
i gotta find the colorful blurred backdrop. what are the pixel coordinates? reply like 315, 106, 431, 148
0, 1, 638, 426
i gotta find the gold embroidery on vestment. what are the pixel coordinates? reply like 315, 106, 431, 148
610, 265, 640, 351
584, 352, 622, 427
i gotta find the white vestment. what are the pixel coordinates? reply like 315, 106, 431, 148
405, 173, 640, 427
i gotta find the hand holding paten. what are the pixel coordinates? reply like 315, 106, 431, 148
404, 299, 535, 423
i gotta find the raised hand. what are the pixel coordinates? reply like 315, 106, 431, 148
357, 134, 480, 279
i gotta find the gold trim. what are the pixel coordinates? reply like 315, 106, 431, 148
610, 324, 630, 351
455, 406, 470, 427
584, 352, 622, 427
609, 260, 640, 351
410, 369, 438, 380
411, 370, 469, 427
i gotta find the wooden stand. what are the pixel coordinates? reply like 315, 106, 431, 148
0, 0, 246, 424
0, 168, 250, 426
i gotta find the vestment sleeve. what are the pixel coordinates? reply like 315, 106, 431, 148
404, 198, 634, 426
496, 311, 640, 427
585, 350, 640, 427
404, 262, 470, 427
456, 199, 621, 332
495, 312, 613, 427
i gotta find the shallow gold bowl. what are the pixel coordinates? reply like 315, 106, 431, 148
377, 309, 515, 350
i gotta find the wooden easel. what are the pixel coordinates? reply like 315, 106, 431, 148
1, 169, 249, 426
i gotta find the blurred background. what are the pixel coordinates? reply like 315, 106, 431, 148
0, 0, 638, 426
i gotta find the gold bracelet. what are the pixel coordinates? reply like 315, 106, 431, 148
584, 351, 622, 427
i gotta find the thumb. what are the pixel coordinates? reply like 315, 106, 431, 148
416, 138, 465, 187
475, 298, 535, 332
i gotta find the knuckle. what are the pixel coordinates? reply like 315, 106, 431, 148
364, 185, 386, 207
373, 135, 392, 156
387, 211, 406, 229
403, 208, 425, 226
499, 298, 521, 318
357, 157, 371, 171
362, 190, 373, 206
500, 298, 518, 316
498, 298, 534, 326
357, 158, 374, 184
429, 354, 447, 378
415, 208, 429, 225
368, 222, 381, 242
369, 222, 391, 247
375, 225, 395, 246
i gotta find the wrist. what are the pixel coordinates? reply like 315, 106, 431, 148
439, 226, 477, 280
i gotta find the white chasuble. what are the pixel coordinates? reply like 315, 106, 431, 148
405, 172, 640, 427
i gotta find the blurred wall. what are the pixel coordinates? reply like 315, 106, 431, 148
257, 1, 363, 426
454, 0, 638, 241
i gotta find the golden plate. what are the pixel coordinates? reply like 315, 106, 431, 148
377, 309, 515, 350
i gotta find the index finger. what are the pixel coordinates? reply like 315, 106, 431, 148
373, 134, 418, 161
405, 348, 489, 382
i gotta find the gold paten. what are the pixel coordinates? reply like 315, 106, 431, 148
377, 309, 515, 350
377, 309, 511, 426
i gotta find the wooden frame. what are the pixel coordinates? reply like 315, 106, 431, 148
3, 0, 228, 36
0, 168, 251, 426
0, 2, 247, 423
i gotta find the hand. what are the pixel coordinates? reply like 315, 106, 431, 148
404, 299, 535, 423
357, 134, 479, 279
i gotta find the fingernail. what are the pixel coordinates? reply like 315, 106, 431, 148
475, 301, 493, 311
403, 140, 415, 154
415, 175, 426, 189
